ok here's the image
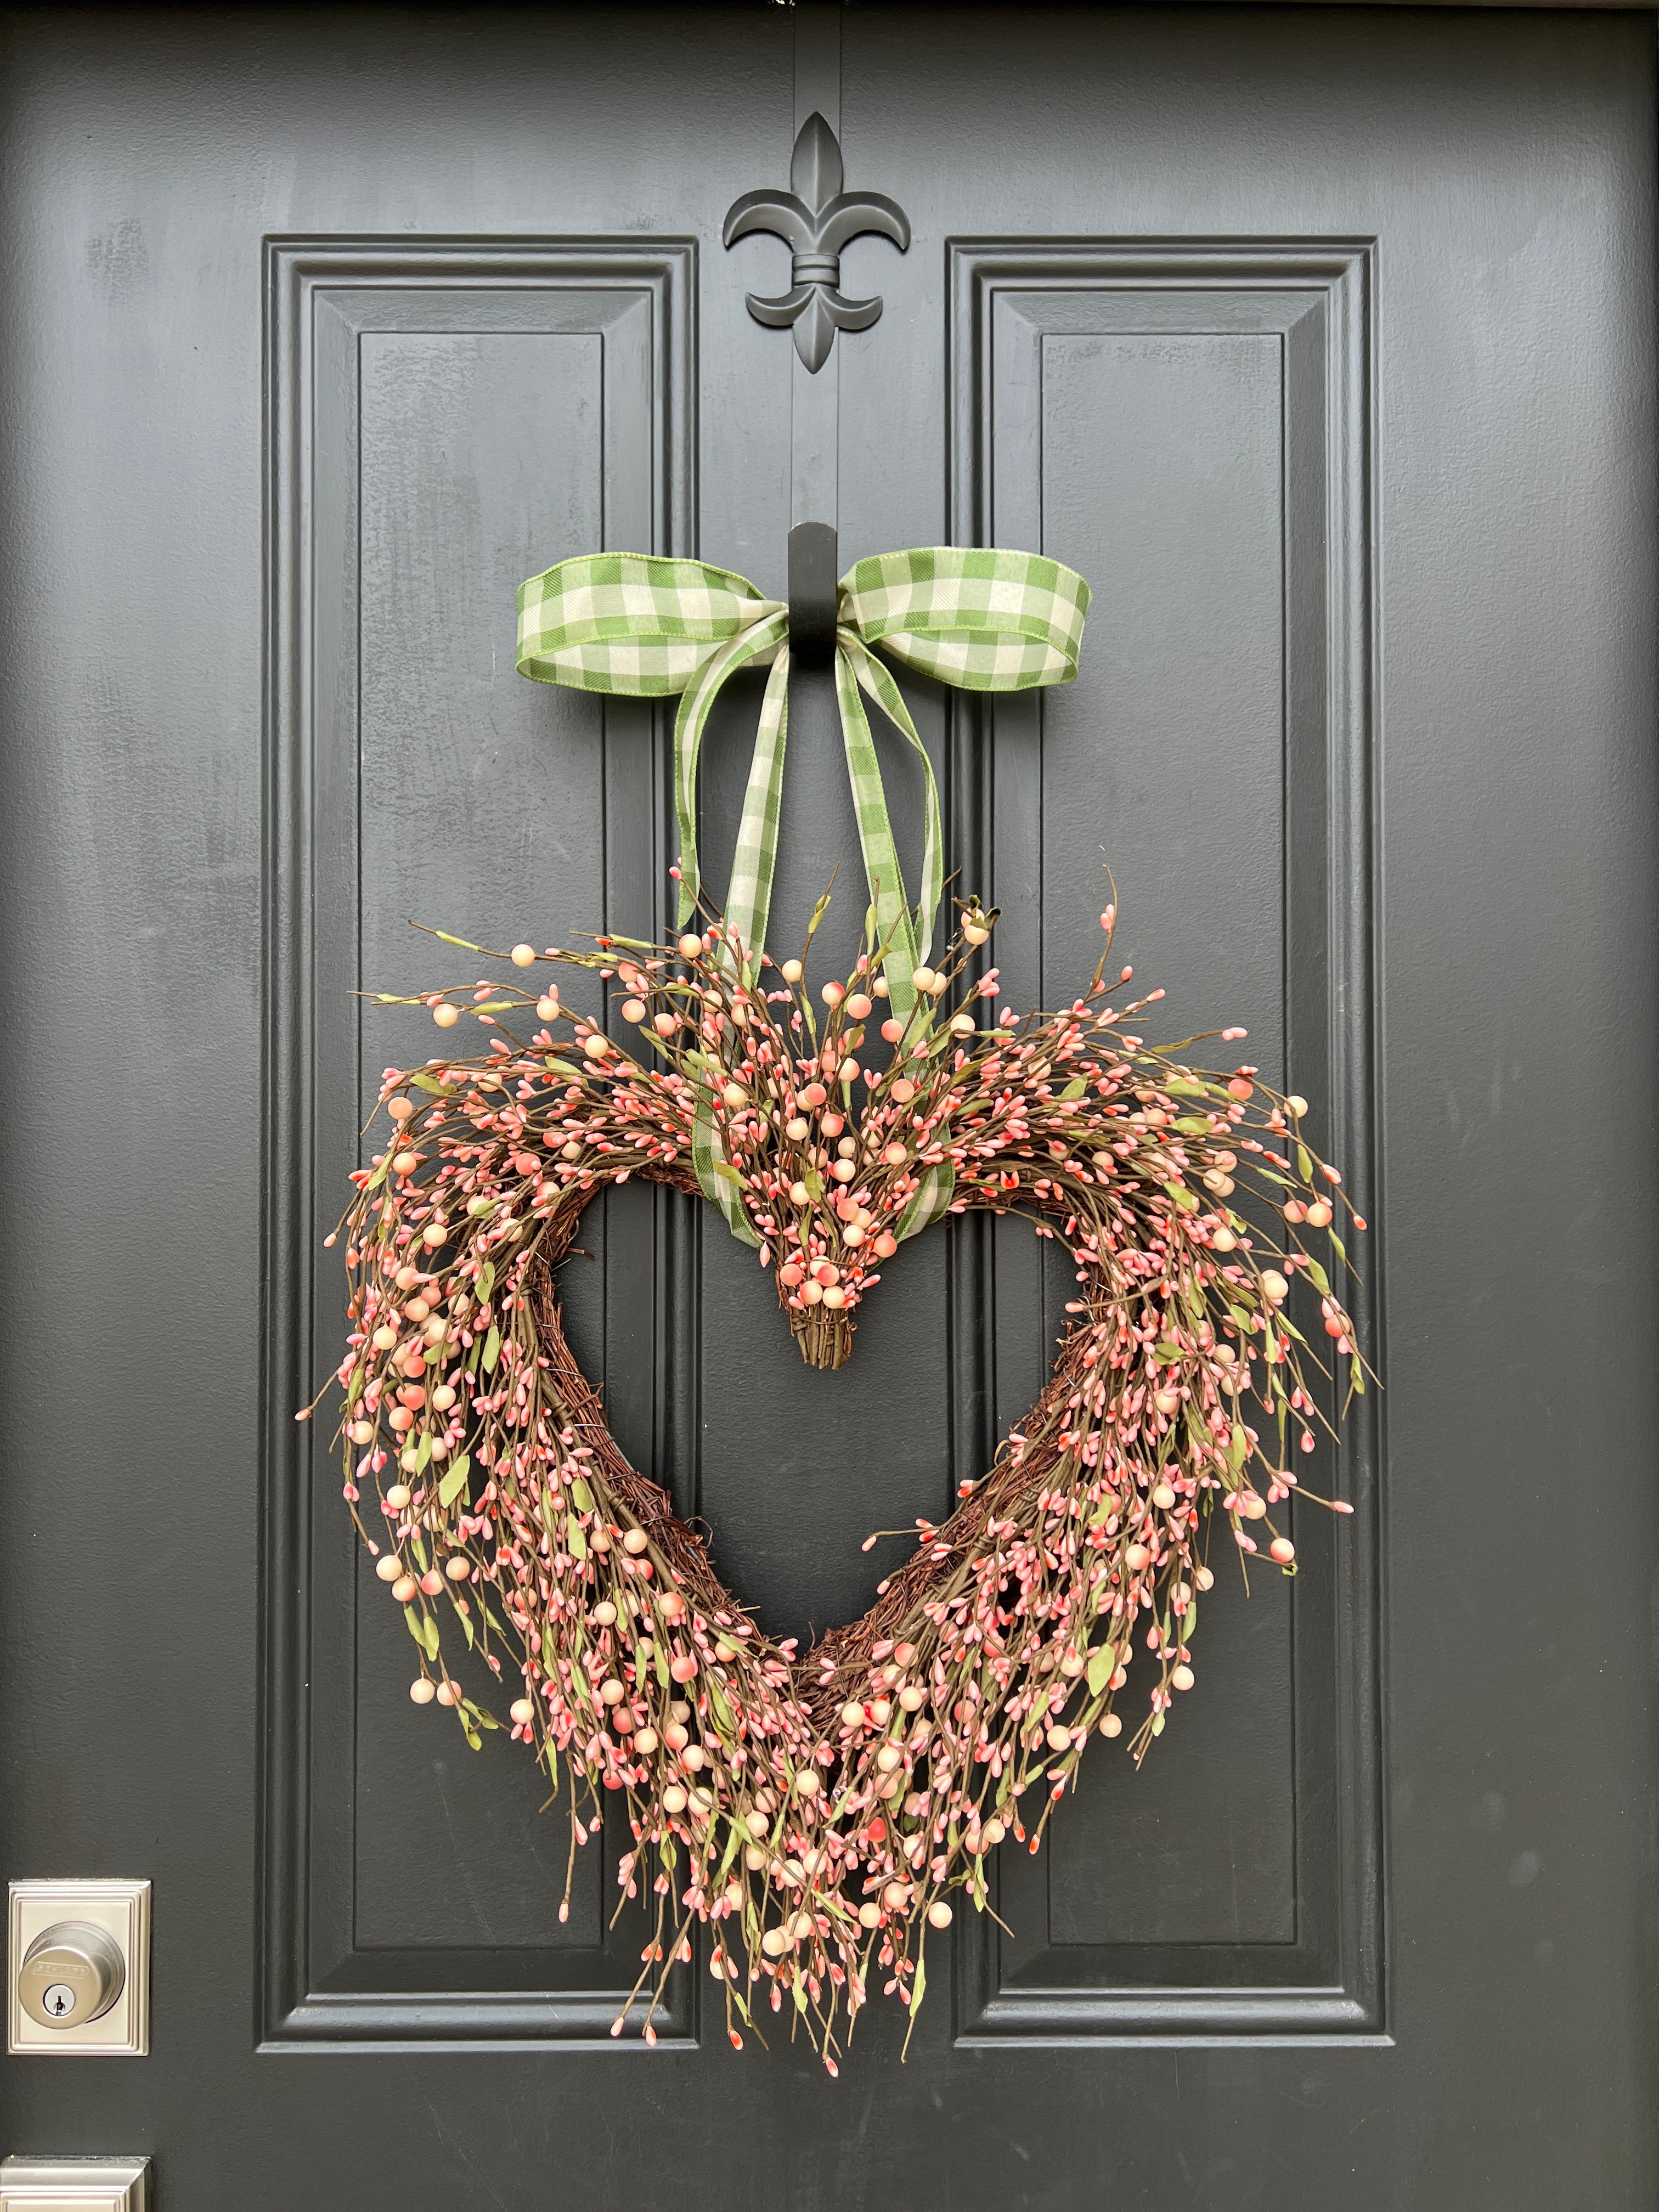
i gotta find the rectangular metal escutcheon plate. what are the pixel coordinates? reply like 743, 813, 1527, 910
0, 2160, 149, 2212
7, 1882, 151, 2056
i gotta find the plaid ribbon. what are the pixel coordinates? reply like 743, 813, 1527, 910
517, 545, 1090, 1244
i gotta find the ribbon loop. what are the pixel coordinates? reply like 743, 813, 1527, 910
517, 541, 1088, 1243
838, 546, 1089, 691
517, 551, 785, 695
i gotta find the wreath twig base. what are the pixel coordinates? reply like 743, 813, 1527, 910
311, 895, 1366, 2069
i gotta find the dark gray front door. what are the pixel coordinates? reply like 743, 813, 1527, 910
2, 7, 1655, 2207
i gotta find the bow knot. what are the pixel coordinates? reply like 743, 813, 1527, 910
518, 545, 1087, 998
517, 543, 1088, 1243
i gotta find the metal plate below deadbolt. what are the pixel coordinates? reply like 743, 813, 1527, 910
0, 2158, 149, 2212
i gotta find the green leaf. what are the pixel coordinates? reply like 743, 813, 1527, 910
431, 928, 483, 950
1165, 1078, 1206, 1098
415, 1429, 433, 1473
410, 1073, 448, 1094
1166, 1182, 1199, 1214
910, 1947, 927, 2015
404, 1605, 439, 1660
1060, 1075, 1087, 1101
1172, 1115, 1210, 1134
653, 1640, 670, 1688
437, 1452, 471, 1508
1228, 1422, 1249, 1474
1303, 1257, 1331, 1296
571, 1475, 595, 1514
1086, 1645, 1115, 1695
713, 1159, 743, 1185
477, 1260, 495, 1301
1296, 1143, 1314, 1182
1329, 1232, 1348, 1268
453, 1600, 475, 1648
1153, 1341, 1184, 1365
482, 1324, 501, 1373
707, 1675, 733, 1731
804, 1169, 825, 1201
566, 1513, 587, 1562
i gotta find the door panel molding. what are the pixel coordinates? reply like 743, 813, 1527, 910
259, 237, 700, 2047
946, 239, 1387, 2041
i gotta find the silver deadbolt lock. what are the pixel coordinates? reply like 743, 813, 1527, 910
8, 1882, 148, 2053
18, 1922, 125, 2029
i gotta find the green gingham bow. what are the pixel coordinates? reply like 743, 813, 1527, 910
516, 544, 1090, 1242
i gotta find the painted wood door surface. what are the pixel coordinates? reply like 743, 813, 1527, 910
1, 7, 1654, 2207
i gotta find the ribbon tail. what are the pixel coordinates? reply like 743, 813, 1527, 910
676, 617, 788, 1239
833, 632, 953, 1235
672, 611, 791, 930
689, 651, 787, 1250
896, 1163, 956, 1244
692, 1113, 761, 1249
840, 635, 946, 972
723, 646, 791, 974
833, 644, 922, 1015
672, 686, 703, 929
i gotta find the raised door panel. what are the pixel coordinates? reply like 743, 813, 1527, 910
262, 240, 698, 2041
947, 243, 1383, 2037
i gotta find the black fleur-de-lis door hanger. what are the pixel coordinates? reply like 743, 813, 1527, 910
724, 112, 911, 374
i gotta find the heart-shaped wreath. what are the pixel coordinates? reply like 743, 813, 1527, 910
316, 895, 1365, 2070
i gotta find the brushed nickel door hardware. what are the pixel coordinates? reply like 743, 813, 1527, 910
7, 1883, 150, 2057
16, 1924, 124, 2030
0, 2159, 149, 2212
